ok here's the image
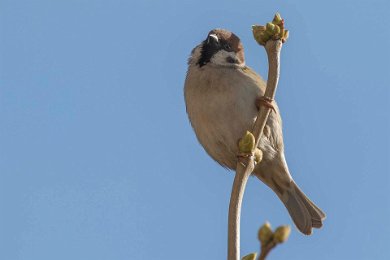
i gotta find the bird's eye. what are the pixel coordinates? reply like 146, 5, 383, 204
224, 44, 232, 51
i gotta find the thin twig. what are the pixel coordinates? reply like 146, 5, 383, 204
259, 241, 277, 260
228, 39, 283, 260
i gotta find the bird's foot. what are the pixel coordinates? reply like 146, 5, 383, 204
256, 96, 276, 112
237, 151, 254, 167
237, 148, 263, 165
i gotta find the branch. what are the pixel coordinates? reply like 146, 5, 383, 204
241, 222, 291, 260
257, 223, 291, 260
227, 13, 288, 260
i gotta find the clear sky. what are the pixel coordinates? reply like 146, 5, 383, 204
1, 0, 389, 259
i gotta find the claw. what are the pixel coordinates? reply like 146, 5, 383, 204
256, 96, 276, 112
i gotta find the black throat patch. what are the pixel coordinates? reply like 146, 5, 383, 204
197, 40, 220, 67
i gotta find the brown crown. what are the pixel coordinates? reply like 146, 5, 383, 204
208, 29, 245, 63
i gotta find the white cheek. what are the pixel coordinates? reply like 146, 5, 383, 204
210, 50, 232, 65
210, 50, 244, 66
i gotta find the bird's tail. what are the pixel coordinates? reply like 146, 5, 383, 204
255, 156, 326, 235
281, 181, 326, 235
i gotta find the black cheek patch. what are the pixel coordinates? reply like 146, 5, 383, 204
197, 40, 220, 67
226, 56, 237, 64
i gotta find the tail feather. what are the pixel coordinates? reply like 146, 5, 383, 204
254, 164, 325, 235
294, 183, 326, 221
283, 182, 326, 235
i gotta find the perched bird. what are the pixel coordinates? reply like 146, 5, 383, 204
184, 29, 325, 235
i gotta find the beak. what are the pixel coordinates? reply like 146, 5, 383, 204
207, 34, 219, 44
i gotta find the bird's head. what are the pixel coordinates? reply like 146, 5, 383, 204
190, 29, 245, 68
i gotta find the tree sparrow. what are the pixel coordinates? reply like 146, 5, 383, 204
184, 29, 325, 235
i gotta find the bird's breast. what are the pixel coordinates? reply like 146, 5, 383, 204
185, 66, 263, 169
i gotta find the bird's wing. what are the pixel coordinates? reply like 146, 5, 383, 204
241, 66, 267, 93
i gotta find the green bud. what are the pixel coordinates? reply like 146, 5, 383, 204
254, 37, 266, 46
273, 225, 291, 244
242, 253, 257, 260
261, 35, 271, 45
266, 22, 275, 33
238, 131, 255, 153
258, 222, 273, 245
274, 25, 281, 36
266, 23, 281, 39
262, 29, 273, 38
252, 25, 266, 34
272, 13, 283, 24
252, 25, 267, 46
252, 13, 288, 45
254, 148, 263, 164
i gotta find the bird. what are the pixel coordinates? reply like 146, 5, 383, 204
184, 29, 325, 235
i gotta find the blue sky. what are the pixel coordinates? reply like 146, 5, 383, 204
1, 0, 389, 259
